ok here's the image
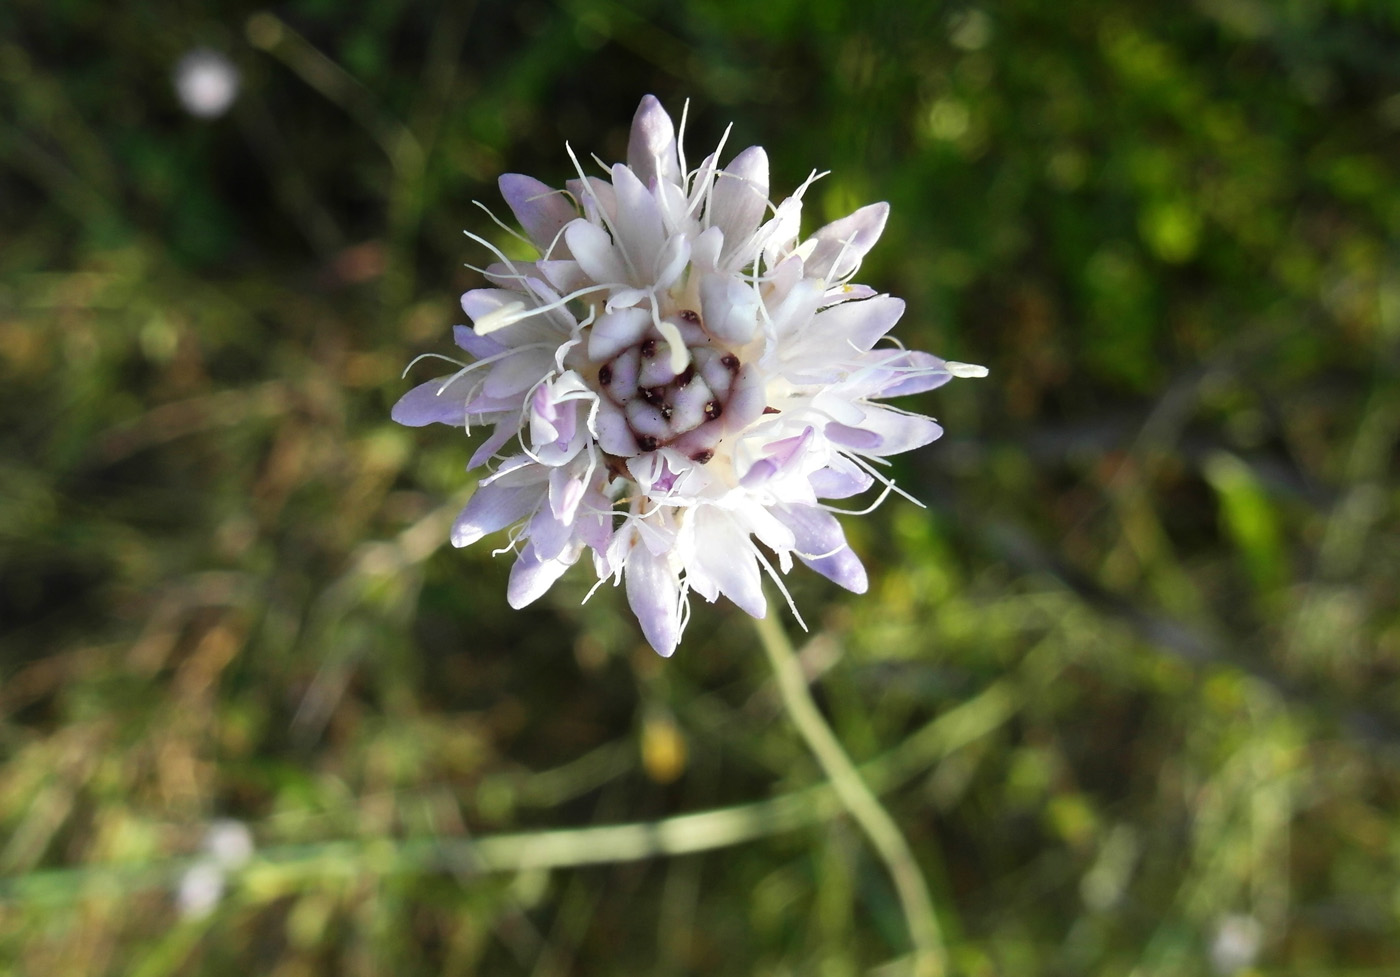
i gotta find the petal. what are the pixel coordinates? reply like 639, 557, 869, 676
868, 350, 953, 397
460, 288, 566, 348
625, 543, 682, 657
611, 163, 667, 273
803, 545, 868, 593
565, 218, 629, 286
499, 174, 578, 253
699, 273, 761, 345
821, 282, 878, 307
809, 456, 874, 499
803, 202, 889, 282
566, 176, 617, 227
652, 233, 691, 290
594, 401, 640, 456
507, 543, 573, 608
451, 481, 545, 547
767, 277, 822, 343
709, 146, 770, 261
453, 324, 506, 360
627, 94, 681, 189
391, 376, 470, 427
468, 422, 518, 469
588, 306, 652, 362
830, 406, 944, 455
690, 508, 766, 618
482, 348, 551, 398
807, 295, 905, 353
770, 504, 868, 594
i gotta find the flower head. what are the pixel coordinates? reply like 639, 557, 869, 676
395, 96, 985, 656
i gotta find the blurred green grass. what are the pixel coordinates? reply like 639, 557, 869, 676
2, 0, 1399, 974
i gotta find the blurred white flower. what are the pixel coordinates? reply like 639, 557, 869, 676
395, 95, 985, 656
173, 49, 241, 119
175, 819, 254, 919
1210, 914, 1263, 974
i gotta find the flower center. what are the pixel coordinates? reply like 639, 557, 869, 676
593, 310, 745, 462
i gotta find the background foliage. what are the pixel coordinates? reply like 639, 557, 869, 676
3, 0, 1399, 973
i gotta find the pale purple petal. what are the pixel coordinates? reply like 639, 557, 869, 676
453, 324, 506, 360
392, 376, 470, 427
824, 421, 884, 450
809, 456, 874, 499
566, 176, 618, 227
627, 94, 681, 189
468, 422, 517, 469
626, 543, 681, 657
460, 289, 566, 348
771, 503, 868, 593
451, 481, 545, 547
499, 174, 578, 252
507, 543, 572, 608
869, 350, 953, 397
831, 407, 944, 455
483, 349, 552, 398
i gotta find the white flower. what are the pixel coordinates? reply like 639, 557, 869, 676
173, 49, 241, 119
395, 96, 984, 656
175, 819, 254, 919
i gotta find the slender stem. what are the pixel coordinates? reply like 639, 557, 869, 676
753, 612, 948, 977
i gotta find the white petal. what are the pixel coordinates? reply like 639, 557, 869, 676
803, 202, 889, 282
564, 218, 628, 285
699, 274, 760, 345
805, 295, 905, 353
691, 508, 766, 618
709, 146, 769, 262
611, 163, 667, 274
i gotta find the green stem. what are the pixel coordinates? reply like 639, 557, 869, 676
753, 612, 948, 977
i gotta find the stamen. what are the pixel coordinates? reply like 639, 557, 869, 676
946, 361, 990, 378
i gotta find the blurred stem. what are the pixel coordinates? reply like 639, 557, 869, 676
753, 612, 948, 977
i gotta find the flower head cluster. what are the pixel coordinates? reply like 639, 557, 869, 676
394, 96, 985, 656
